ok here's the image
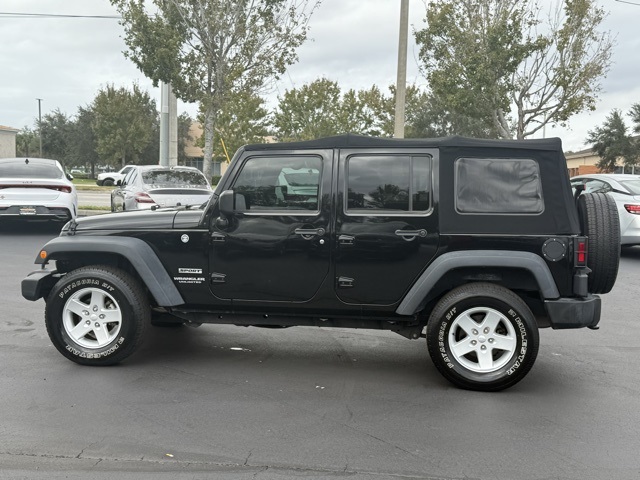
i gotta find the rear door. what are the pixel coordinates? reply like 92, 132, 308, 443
335, 149, 439, 305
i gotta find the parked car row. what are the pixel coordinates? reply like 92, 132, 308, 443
0, 159, 214, 227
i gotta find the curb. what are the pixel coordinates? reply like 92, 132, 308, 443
78, 209, 110, 217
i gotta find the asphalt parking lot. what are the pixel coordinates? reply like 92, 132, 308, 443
1, 224, 639, 479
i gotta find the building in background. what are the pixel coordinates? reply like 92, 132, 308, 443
183, 122, 229, 178
0, 125, 19, 158
565, 148, 601, 177
565, 136, 640, 176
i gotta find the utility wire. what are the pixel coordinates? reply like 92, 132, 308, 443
0, 12, 120, 19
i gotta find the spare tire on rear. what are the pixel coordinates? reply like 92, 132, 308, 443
576, 192, 620, 294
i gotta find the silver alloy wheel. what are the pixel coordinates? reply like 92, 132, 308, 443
62, 287, 122, 349
448, 307, 517, 373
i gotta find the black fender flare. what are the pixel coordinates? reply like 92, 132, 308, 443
396, 250, 560, 315
35, 236, 184, 307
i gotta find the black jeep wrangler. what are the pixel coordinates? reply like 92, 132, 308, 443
22, 135, 620, 391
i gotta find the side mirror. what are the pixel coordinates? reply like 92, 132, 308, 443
217, 190, 246, 228
219, 190, 235, 217
67, 173, 74, 181
116, 180, 123, 187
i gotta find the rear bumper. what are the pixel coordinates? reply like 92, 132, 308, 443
544, 295, 601, 329
0, 205, 73, 221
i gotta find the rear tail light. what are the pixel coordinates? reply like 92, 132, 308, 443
0, 184, 72, 193
574, 237, 588, 266
624, 204, 640, 215
134, 192, 156, 204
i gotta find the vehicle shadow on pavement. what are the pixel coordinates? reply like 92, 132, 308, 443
0, 221, 63, 236
132, 324, 552, 394
621, 245, 640, 260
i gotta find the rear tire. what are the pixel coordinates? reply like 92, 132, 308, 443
427, 283, 539, 391
577, 193, 620, 294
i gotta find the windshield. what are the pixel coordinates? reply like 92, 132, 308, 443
0, 160, 63, 179
142, 170, 208, 187
619, 180, 640, 195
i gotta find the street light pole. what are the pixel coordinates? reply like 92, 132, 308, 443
394, 0, 409, 139
36, 98, 43, 156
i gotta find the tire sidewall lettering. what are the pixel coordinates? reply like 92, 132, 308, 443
58, 280, 116, 299
440, 298, 529, 380
51, 276, 132, 359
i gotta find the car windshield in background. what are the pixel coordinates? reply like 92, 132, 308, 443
619, 180, 640, 195
142, 170, 208, 187
282, 171, 319, 186
0, 161, 63, 179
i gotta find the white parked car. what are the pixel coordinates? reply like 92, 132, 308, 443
571, 173, 640, 245
0, 157, 78, 224
111, 165, 213, 211
96, 165, 134, 186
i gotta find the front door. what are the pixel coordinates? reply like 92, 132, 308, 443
335, 150, 439, 305
209, 151, 332, 303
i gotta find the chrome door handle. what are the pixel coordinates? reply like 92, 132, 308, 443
338, 234, 355, 245
395, 229, 427, 241
294, 227, 326, 239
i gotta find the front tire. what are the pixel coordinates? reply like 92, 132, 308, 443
103, 178, 115, 187
45, 266, 149, 366
426, 283, 539, 391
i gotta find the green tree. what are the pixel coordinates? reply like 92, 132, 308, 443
630, 103, 640, 136
273, 78, 344, 141
197, 89, 269, 162
91, 83, 157, 168
40, 109, 74, 163
16, 127, 40, 157
272, 80, 463, 140
177, 112, 193, 165
415, 0, 613, 139
586, 110, 636, 172
68, 106, 100, 176
111, 0, 320, 179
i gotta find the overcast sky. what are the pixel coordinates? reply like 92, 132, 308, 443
1, 0, 639, 152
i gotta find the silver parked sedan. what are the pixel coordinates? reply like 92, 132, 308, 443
111, 165, 213, 212
571, 173, 640, 245
0, 157, 78, 224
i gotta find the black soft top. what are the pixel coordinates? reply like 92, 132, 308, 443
244, 133, 562, 152
243, 134, 579, 235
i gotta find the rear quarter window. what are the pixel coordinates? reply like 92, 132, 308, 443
455, 157, 543, 214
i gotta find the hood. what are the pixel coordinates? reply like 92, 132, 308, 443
67, 209, 178, 233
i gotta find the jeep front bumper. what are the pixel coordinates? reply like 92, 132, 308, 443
544, 295, 601, 329
22, 269, 60, 301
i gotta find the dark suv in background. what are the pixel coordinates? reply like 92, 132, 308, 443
22, 135, 620, 391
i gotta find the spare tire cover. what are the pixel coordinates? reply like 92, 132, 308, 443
577, 192, 620, 294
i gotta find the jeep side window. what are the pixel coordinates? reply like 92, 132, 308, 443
345, 155, 431, 213
455, 157, 543, 214
232, 156, 322, 211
